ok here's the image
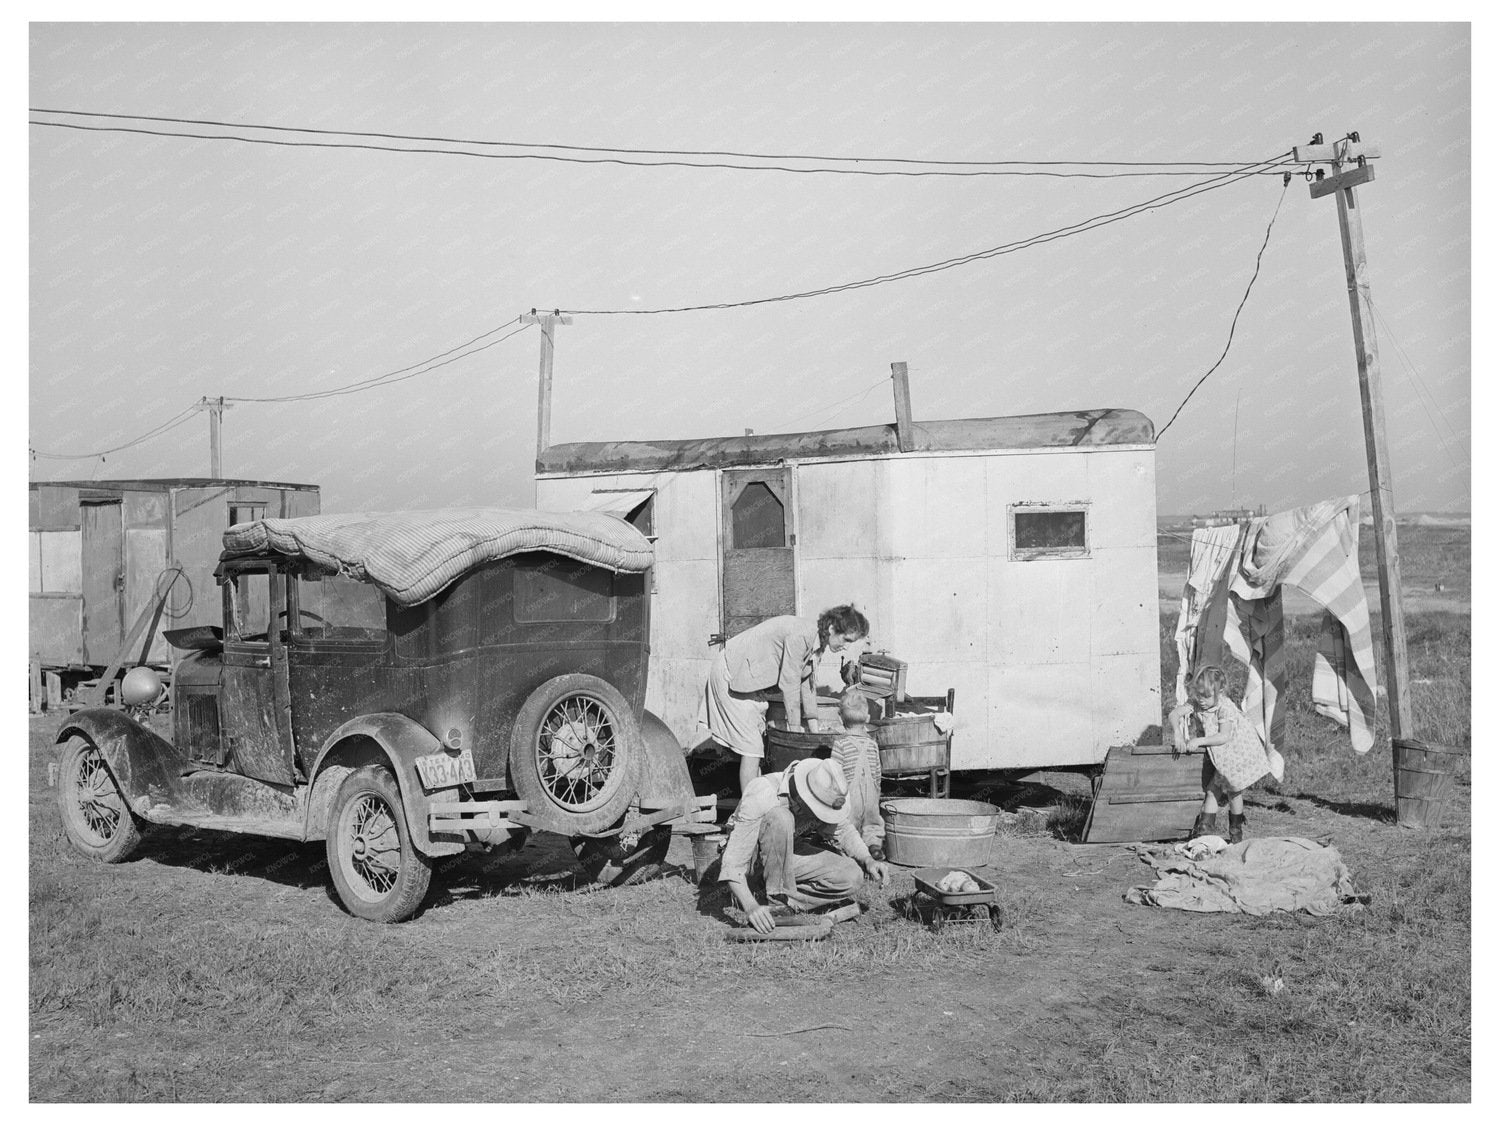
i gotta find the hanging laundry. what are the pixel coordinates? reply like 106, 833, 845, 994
1174, 496, 1378, 759
1171, 522, 1241, 707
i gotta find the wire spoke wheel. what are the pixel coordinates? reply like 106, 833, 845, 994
510, 674, 642, 835
537, 696, 620, 812
75, 749, 124, 842
346, 794, 400, 896
327, 765, 432, 923
56, 736, 142, 863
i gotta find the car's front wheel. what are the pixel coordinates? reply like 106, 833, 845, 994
56, 736, 143, 863
326, 765, 432, 923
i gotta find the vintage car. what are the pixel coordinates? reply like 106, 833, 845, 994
52, 509, 713, 922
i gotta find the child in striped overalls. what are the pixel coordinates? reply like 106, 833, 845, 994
831, 687, 886, 859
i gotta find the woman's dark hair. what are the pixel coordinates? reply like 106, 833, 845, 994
817, 604, 869, 646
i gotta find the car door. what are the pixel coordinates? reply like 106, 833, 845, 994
219, 563, 298, 785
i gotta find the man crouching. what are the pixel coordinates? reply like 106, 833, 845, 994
719, 756, 891, 934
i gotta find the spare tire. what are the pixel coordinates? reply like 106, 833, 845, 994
509, 674, 642, 835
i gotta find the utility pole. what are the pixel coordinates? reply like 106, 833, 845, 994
520, 309, 572, 503
196, 396, 231, 478
1295, 132, 1412, 750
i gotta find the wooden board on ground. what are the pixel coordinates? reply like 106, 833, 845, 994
1082, 743, 1205, 843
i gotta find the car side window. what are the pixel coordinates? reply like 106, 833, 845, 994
295, 572, 388, 643
225, 570, 272, 644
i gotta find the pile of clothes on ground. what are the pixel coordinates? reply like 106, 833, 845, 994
1125, 835, 1367, 915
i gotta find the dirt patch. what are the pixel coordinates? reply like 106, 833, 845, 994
30, 714, 1469, 1102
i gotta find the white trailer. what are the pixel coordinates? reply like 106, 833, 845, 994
535, 409, 1161, 772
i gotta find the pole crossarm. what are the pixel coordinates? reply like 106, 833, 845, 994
1309, 164, 1374, 200
1293, 138, 1381, 164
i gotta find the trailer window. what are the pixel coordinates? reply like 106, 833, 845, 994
731, 481, 786, 549
1011, 505, 1089, 560
229, 502, 266, 528
515, 561, 615, 623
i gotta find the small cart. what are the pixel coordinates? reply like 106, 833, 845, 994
908, 866, 1003, 931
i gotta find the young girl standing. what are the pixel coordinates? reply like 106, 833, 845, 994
1183, 665, 1274, 843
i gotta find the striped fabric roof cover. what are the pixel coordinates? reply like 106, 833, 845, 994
221, 508, 654, 607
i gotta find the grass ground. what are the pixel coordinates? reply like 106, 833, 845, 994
29, 531, 1470, 1102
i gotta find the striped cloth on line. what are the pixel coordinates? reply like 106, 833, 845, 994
1174, 495, 1378, 759
221, 508, 654, 607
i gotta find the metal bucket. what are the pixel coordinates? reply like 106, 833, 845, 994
1393, 738, 1466, 829
880, 797, 999, 868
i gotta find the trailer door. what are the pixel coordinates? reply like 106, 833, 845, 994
80, 498, 125, 666
720, 468, 796, 639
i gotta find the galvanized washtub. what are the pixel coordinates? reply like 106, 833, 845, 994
880, 798, 999, 868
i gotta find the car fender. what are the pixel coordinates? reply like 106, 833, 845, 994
55, 708, 192, 814
303, 713, 465, 857
635, 708, 696, 808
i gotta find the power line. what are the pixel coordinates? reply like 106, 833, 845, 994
30, 320, 533, 461
779, 376, 891, 433
31, 107, 1302, 172
29, 118, 1298, 180
227, 319, 529, 403
1156, 177, 1290, 441
30, 403, 201, 461
1366, 295, 1464, 457
564, 154, 1291, 315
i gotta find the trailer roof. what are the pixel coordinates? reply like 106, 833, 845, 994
536, 408, 1154, 476
30, 477, 319, 491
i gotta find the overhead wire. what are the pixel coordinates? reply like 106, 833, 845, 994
563, 153, 1292, 315
29, 403, 202, 461
779, 376, 891, 433
29, 118, 1298, 179
29, 320, 534, 461
227, 318, 529, 403
1365, 295, 1465, 464
31, 107, 1301, 173
1155, 175, 1291, 440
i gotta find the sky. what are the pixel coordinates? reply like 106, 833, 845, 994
25, 21, 1472, 517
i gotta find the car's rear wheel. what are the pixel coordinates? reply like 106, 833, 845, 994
56, 736, 142, 863
571, 825, 672, 887
510, 675, 642, 835
327, 765, 432, 923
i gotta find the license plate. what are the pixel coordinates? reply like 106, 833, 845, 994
414, 747, 476, 790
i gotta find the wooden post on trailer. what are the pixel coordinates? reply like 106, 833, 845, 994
891, 361, 915, 452
521, 309, 573, 503
1295, 133, 1413, 759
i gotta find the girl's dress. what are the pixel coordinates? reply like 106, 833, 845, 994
1195, 697, 1272, 796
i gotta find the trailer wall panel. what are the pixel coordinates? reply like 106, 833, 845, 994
30, 596, 84, 667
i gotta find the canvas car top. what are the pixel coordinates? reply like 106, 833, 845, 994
218, 508, 655, 607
